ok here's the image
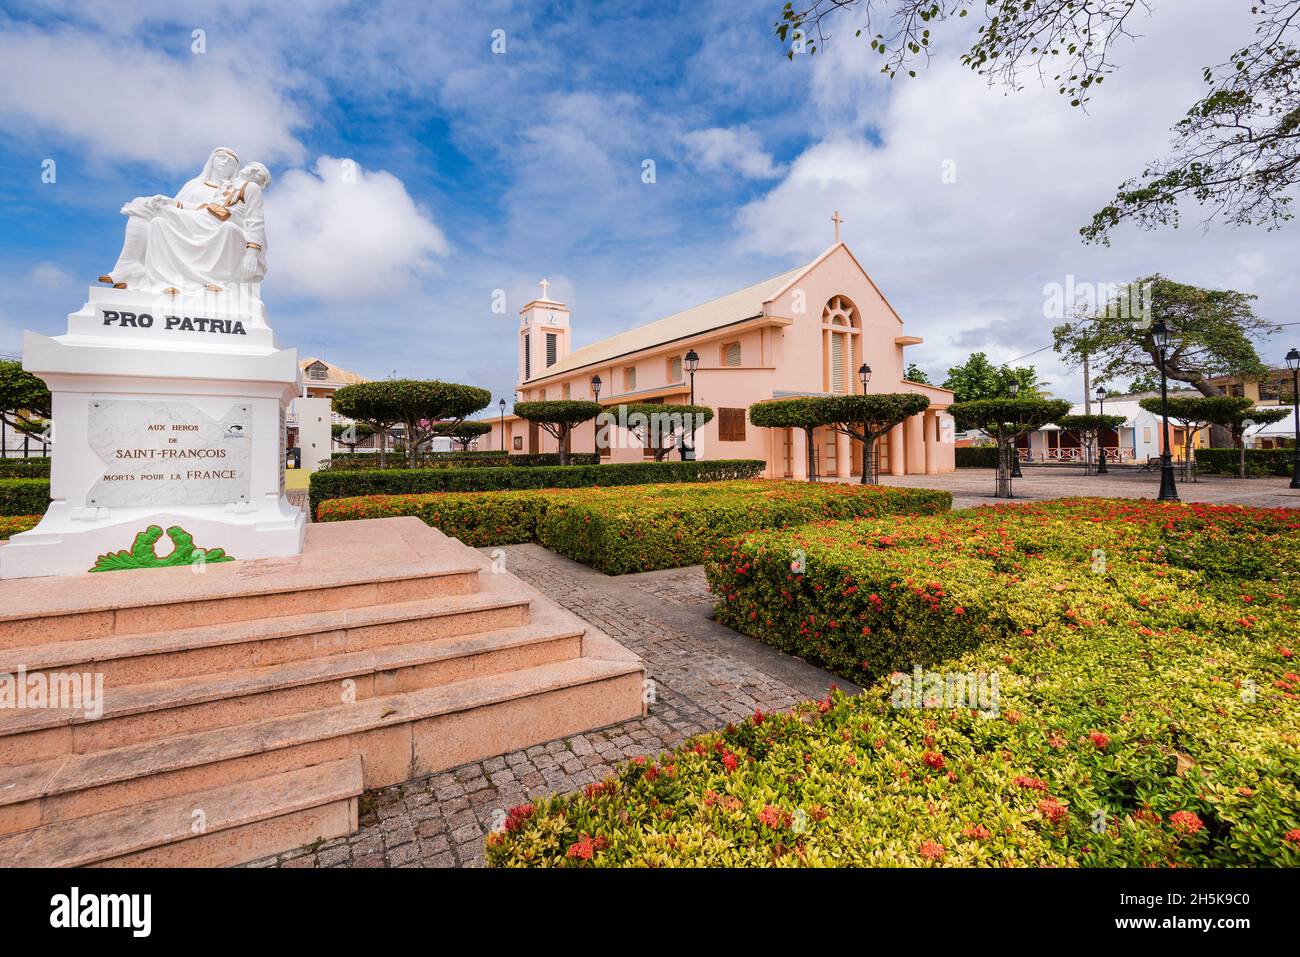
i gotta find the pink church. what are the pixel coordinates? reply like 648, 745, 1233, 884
484, 233, 956, 479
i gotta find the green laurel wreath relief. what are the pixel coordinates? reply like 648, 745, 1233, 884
88, 525, 235, 572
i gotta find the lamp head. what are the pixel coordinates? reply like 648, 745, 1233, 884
1286, 347, 1300, 372
858, 363, 871, 386
684, 349, 699, 373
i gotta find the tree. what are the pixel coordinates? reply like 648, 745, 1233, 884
432, 420, 492, 452
950, 398, 1071, 497
815, 393, 931, 484
512, 400, 602, 466
1054, 413, 1127, 473
610, 404, 714, 461
749, 397, 827, 480
773, 1, 1300, 242
1127, 372, 1161, 394
1053, 277, 1276, 424
331, 382, 402, 468
904, 362, 931, 384
1137, 395, 1216, 475
1191, 396, 1290, 479
332, 421, 376, 451
0, 359, 52, 444
941, 352, 1038, 402
332, 380, 490, 468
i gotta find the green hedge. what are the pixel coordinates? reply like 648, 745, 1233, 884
0, 457, 51, 478
309, 459, 765, 517
955, 446, 999, 468
487, 498, 1300, 867
508, 452, 600, 468
317, 480, 952, 571
0, 479, 49, 516
538, 483, 952, 574
1194, 446, 1296, 477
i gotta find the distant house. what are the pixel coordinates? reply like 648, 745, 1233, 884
1017, 392, 1204, 464
288, 357, 371, 472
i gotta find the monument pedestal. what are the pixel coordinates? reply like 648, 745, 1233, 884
0, 286, 304, 579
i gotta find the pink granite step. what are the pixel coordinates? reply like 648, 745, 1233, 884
0, 647, 644, 835
0, 589, 533, 687
0, 517, 481, 648
0, 756, 361, 867
0, 606, 586, 763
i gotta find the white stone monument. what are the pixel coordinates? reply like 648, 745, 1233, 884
0, 150, 304, 579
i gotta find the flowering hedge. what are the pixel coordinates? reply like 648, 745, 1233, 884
0, 515, 40, 539
487, 499, 1300, 866
537, 482, 951, 574
318, 481, 953, 569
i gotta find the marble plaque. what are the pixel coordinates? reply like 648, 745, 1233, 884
87, 399, 252, 507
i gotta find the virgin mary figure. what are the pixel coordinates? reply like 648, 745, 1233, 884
101, 147, 240, 290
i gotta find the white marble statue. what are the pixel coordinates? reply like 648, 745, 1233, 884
101, 149, 270, 294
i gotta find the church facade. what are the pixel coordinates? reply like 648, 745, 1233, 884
484, 239, 956, 479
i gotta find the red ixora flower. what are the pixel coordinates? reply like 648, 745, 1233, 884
1038, 797, 1069, 824
565, 834, 596, 860
504, 803, 534, 834
923, 751, 946, 770
1169, 810, 1204, 835
1284, 829, 1300, 847
919, 840, 946, 860
962, 824, 992, 841
1015, 775, 1049, 791
1089, 731, 1110, 750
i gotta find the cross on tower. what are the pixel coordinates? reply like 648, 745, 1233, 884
832, 210, 843, 244
539, 278, 550, 300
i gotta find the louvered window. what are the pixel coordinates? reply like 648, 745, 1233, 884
624, 366, 636, 391
724, 343, 741, 367
718, 408, 746, 442
831, 332, 846, 392
546, 333, 557, 367
669, 356, 682, 381
524, 334, 531, 380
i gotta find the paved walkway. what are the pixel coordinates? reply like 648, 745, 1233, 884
838, 467, 1300, 510
250, 546, 851, 869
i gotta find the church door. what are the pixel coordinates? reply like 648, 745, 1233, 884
528, 422, 539, 455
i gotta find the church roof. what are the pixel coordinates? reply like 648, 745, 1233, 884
299, 357, 368, 385
529, 263, 807, 381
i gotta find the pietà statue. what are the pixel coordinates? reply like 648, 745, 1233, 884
100, 147, 270, 295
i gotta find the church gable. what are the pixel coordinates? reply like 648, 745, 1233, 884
765, 244, 903, 331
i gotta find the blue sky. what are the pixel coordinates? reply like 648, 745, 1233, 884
1, 0, 1296, 406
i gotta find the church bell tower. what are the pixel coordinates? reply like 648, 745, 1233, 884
518, 278, 570, 387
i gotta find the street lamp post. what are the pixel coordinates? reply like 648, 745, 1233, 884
1153, 319, 1179, 501
498, 398, 505, 451
858, 363, 872, 484
1287, 347, 1300, 489
683, 349, 700, 461
590, 375, 602, 459
1095, 386, 1109, 474
1008, 380, 1023, 478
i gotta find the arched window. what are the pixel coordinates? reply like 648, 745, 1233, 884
822, 295, 860, 393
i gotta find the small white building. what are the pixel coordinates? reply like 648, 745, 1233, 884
288, 357, 369, 472
1019, 393, 1194, 464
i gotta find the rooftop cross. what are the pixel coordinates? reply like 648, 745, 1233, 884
832, 210, 844, 244
539, 278, 550, 300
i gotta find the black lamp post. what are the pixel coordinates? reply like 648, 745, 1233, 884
1287, 347, 1300, 489
498, 398, 506, 451
1007, 380, 1023, 478
683, 350, 700, 461
590, 375, 602, 457
1095, 386, 1109, 474
858, 363, 871, 483
1153, 319, 1179, 501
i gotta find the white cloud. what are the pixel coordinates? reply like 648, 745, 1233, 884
266, 156, 448, 300
0, 20, 306, 170
28, 262, 75, 290
682, 126, 783, 179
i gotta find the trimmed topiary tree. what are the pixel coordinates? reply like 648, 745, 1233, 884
513, 400, 602, 466
433, 420, 492, 452
1196, 396, 1289, 479
814, 393, 931, 484
331, 382, 403, 468
0, 359, 51, 448
748, 397, 827, 481
950, 398, 1071, 497
1138, 395, 1216, 480
609, 403, 714, 461
332, 421, 376, 452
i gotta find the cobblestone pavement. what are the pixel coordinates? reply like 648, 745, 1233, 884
838, 467, 1300, 510
251, 545, 852, 869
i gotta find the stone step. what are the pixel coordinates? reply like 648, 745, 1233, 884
0, 646, 645, 836
0, 518, 481, 649
0, 588, 533, 688
0, 757, 361, 867
0, 608, 586, 764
